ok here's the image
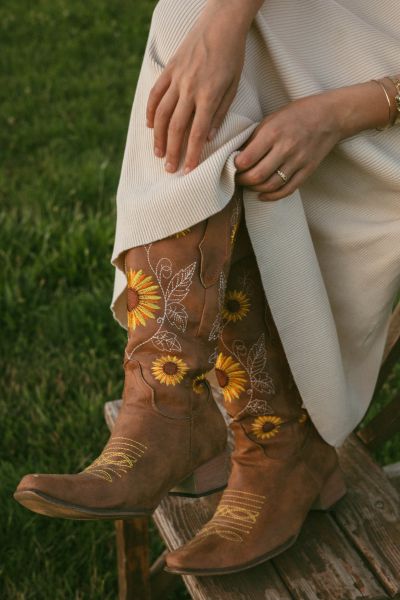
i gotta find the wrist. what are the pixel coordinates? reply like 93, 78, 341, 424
324, 79, 398, 141
203, 0, 263, 32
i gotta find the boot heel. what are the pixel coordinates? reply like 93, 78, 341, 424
311, 465, 347, 511
169, 449, 229, 498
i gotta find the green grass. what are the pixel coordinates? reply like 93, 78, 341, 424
1, 0, 398, 598
0, 0, 188, 597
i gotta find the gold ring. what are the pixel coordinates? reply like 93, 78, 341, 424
276, 168, 288, 183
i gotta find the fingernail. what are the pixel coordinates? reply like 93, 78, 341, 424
154, 147, 162, 157
146, 119, 152, 128
184, 166, 192, 175
165, 162, 175, 172
208, 128, 217, 141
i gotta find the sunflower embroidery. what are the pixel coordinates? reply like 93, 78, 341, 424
251, 415, 284, 440
126, 269, 161, 330
151, 355, 189, 386
230, 222, 239, 245
192, 373, 208, 394
169, 228, 192, 239
222, 290, 251, 322
215, 353, 247, 402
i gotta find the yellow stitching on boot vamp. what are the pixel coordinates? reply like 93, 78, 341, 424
189, 489, 266, 544
84, 436, 148, 483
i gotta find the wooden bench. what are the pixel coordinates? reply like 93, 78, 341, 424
104, 300, 400, 600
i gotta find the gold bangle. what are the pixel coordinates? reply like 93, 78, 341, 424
386, 75, 400, 125
371, 78, 393, 131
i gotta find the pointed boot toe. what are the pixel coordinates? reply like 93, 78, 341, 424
14, 473, 90, 519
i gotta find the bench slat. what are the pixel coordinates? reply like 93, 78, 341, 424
271, 511, 387, 600
335, 435, 400, 597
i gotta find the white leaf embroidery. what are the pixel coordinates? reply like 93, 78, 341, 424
152, 331, 182, 352
247, 334, 267, 377
166, 262, 196, 303
208, 271, 227, 341
166, 302, 188, 332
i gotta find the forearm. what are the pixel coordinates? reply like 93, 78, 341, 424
203, 0, 264, 32
326, 74, 400, 141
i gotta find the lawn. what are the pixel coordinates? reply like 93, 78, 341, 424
1, 0, 399, 598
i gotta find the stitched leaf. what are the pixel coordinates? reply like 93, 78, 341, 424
247, 334, 267, 376
166, 261, 196, 303
252, 374, 275, 395
152, 331, 181, 352
166, 302, 188, 332
245, 398, 275, 415
209, 314, 222, 341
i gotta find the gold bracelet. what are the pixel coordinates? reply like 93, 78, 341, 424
386, 75, 400, 125
371, 78, 393, 131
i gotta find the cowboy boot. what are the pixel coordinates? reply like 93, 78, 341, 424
165, 212, 347, 575
13, 191, 244, 520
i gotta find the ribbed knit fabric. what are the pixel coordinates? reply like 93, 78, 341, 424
110, 0, 400, 447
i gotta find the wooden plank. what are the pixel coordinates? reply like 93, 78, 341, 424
153, 495, 292, 600
115, 518, 151, 600
357, 392, 400, 450
334, 434, 400, 597
271, 511, 387, 600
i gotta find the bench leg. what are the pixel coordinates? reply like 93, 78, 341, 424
115, 518, 151, 600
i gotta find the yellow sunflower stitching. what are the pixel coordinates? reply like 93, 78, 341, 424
151, 355, 189, 386
251, 415, 284, 440
168, 227, 192, 239
192, 373, 208, 394
222, 289, 251, 322
126, 268, 161, 330
230, 222, 239, 245
215, 353, 247, 402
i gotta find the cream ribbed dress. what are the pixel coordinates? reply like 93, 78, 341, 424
110, 0, 400, 447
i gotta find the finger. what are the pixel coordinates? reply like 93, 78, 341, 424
235, 146, 285, 187
153, 87, 179, 158
234, 122, 272, 172
146, 72, 172, 128
243, 159, 300, 193
258, 166, 308, 202
207, 82, 237, 141
183, 105, 214, 172
164, 97, 195, 172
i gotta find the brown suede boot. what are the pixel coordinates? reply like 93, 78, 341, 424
13, 191, 244, 520
165, 214, 347, 575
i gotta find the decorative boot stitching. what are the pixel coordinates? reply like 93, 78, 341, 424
209, 269, 276, 417
125, 243, 197, 360
215, 353, 247, 402
84, 436, 148, 483
126, 269, 162, 330
250, 411, 309, 441
189, 489, 266, 544
192, 373, 209, 394
151, 354, 189, 386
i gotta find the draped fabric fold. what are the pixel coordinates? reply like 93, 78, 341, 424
110, 0, 400, 447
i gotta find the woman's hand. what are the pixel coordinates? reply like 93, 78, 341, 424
146, 1, 262, 175
234, 92, 345, 201
234, 77, 398, 201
